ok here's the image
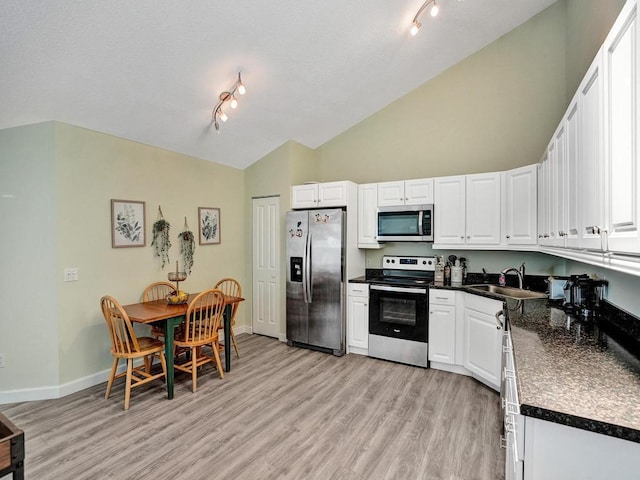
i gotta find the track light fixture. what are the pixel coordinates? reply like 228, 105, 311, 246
410, 0, 439, 36
211, 72, 246, 132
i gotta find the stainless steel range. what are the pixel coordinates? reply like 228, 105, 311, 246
368, 255, 436, 368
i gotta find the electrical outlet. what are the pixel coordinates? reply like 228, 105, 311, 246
64, 267, 79, 282
0, 354, 5, 368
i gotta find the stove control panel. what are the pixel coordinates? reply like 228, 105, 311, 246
382, 255, 436, 271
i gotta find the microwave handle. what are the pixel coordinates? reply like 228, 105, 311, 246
418, 211, 424, 235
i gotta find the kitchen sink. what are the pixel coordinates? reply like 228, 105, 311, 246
466, 284, 547, 300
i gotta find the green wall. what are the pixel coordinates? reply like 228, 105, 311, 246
1, 122, 245, 394
315, 2, 567, 184
0, 123, 59, 392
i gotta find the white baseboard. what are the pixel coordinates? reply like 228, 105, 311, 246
430, 362, 471, 376
347, 346, 368, 356
279, 334, 288, 343
0, 361, 137, 405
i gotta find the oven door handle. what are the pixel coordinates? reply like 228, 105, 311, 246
370, 284, 427, 294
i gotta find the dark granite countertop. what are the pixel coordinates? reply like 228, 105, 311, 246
505, 298, 640, 443
349, 276, 368, 284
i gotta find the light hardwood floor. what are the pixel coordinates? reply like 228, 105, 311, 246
1, 334, 504, 480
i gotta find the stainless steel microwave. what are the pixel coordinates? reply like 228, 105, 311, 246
376, 204, 434, 242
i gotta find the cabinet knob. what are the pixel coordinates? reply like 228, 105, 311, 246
506, 235, 510, 239
461, 236, 464, 239
467, 236, 470, 239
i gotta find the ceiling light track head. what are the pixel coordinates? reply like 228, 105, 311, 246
410, 0, 438, 36
211, 71, 247, 132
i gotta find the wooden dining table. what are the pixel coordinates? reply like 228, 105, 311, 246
122, 293, 244, 399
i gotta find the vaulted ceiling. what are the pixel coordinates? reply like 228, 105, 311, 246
1, 0, 557, 169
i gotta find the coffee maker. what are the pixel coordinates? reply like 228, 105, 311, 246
563, 275, 608, 317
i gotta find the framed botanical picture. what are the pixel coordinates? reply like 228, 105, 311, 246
111, 199, 146, 248
199, 207, 220, 245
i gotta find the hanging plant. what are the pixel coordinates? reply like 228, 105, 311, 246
179, 217, 196, 275
151, 206, 171, 268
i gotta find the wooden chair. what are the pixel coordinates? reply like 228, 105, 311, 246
213, 277, 242, 358
100, 295, 167, 410
142, 282, 177, 339
174, 288, 225, 392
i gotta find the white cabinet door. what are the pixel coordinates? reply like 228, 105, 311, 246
291, 184, 318, 209
292, 181, 350, 209
377, 181, 405, 206
318, 181, 349, 207
466, 172, 501, 245
347, 284, 369, 353
405, 178, 434, 205
434, 175, 466, 244
429, 303, 456, 364
357, 183, 381, 248
553, 123, 567, 247
463, 294, 503, 391
579, 51, 606, 250
604, 0, 640, 254
537, 159, 550, 245
505, 165, 537, 245
378, 178, 433, 206
565, 99, 581, 248
547, 139, 559, 246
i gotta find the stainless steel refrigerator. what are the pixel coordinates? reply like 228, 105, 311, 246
286, 208, 346, 356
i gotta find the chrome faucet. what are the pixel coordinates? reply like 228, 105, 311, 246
501, 263, 525, 289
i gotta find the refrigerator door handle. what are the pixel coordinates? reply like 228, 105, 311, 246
301, 231, 309, 304
306, 232, 313, 303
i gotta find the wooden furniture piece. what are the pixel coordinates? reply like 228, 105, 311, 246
122, 293, 244, 399
100, 295, 168, 410
142, 281, 177, 339
0, 413, 24, 480
213, 278, 242, 357
173, 289, 226, 392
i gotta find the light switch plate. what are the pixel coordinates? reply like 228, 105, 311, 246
64, 267, 79, 282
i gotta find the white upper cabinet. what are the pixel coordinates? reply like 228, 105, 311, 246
565, 98, 581, 248
604, 0, 640, 254
434, 175, 466, 244
579, 50, 606, 250
357, 183, 382, 248
434, 173, 501, 246
466, 172, 502, 244
291, 183, 319, 209
504, 164, 538, 245
547, 138, 560, 246
553, 122, 568, 247
291, 181, 353, 209
377, 178, 434, 206
537, 154, 550, 245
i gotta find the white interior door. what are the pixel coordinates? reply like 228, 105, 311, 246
252, 196, 280, 338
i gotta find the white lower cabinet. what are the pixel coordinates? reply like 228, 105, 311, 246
428, 289, 456, 364
523, 417, 640, 480
463, 294, 504, 391
347, 283, 369, 354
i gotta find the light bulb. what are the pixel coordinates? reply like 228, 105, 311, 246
238, 82, 246, 95
410, 22, 421, 36
230, 96, 238, 109
218, 108, 228, 122
430, 2, 439, 16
